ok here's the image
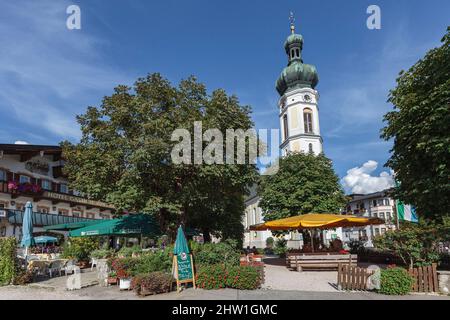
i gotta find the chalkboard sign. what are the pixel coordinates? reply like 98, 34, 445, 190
176, 252, 193, 281
172, 253, 196, 292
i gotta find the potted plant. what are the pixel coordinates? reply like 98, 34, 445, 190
117, 269, 132, 290
110, 258, 134, 290
107, 271, 118, 285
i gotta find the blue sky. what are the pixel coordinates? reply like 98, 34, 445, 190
0, 0, 448, 193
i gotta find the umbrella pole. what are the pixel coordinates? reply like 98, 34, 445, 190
311, 230, 314, 253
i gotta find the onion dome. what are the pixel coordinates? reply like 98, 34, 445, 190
276, 24, 319, 96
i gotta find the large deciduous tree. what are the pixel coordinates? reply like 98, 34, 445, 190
61, 73, 258, 242
381, 28, 450, 220
258, 152, 347, 223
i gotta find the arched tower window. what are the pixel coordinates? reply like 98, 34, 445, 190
303, 108, 313, 134
283, 114, 289, 140
308, 143, 313, 154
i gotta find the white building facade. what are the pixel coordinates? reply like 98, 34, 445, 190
279, 88, 322, 156
341, 190, 398, 244
0, 144, 114, 240
243, 186, 272, 249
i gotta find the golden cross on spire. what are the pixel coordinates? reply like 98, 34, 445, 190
289, 11, 295, 34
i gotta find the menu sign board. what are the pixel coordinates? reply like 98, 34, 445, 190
172, 252, 196, 292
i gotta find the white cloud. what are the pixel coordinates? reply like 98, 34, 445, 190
341, 160, 394, 194
14, 141, 29, 145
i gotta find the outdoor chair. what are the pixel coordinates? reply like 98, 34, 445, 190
64, 260, 77, 276
48, 260, 65, 278
90, 257, 98, 271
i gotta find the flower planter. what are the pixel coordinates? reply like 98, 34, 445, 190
107, 277, 118, 285
119, 278, 132, 290
138, 286, 170, 297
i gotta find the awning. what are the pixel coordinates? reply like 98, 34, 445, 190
44, 220, 104, 231
69, 214, 161, 237
249, 213, 385, 231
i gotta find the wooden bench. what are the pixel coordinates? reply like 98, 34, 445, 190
286, 253, 357, 271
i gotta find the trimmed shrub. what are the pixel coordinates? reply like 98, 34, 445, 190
226, 265, 261, 290
195, 265, 227, 290
90, 248, 114, 259
118, 245, 142, 258
265, 237, 274, 248
132, 272, 172, 296
379, 267, 414, 295
193, 240, 240, 268
130, 250, 172, 276
274, 238, 287, 257
61, 237, 99, 262
0, 237, 17, 285
195, 264, 261, 290
109, 257, 138, 279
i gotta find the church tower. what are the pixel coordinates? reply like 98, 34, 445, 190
276, 16, 323, 156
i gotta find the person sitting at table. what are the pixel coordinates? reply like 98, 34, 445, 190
330, 237, 343, 252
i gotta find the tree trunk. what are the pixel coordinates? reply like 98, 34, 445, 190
202, 229, 211, 243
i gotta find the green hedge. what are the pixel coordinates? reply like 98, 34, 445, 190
130, 250, 172, 276
132, 272, 172, 296
61, 238, 100, 262
379, 267, 414, 295
0, 237, 17, 285
190, 240, 240, 268
195, 264, 261, 290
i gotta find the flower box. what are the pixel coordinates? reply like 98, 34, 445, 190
119, 278, 132, 290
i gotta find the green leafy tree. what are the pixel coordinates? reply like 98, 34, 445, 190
381, 28, 450, 220
258, 152, 347, 222
62, 73, 258, 241
373, 222, 441, 268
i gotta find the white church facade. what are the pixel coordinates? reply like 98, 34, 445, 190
243, 20, 341, 249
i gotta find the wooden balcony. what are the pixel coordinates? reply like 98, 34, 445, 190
0, 181, 114, 211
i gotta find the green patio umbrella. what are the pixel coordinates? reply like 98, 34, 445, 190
20, 201, 35, 256
173, 226, 190, 255
69, 214, 161, 237
173, 225, 195, 291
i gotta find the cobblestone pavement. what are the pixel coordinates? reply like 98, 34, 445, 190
1, 265, 448, 300
1, 284, 449, 300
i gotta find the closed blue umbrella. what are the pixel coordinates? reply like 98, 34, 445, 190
20, 202, 35, 254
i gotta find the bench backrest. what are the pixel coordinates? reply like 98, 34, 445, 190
288, 254, 357, 261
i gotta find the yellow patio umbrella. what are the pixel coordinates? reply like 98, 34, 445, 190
249, 213, 384, 231
249, 213, 384, 252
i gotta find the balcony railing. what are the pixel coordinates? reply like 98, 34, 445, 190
0, 181, 114, 210
6, 209, 96, 227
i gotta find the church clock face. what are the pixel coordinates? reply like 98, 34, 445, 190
304, 94, 311, 102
